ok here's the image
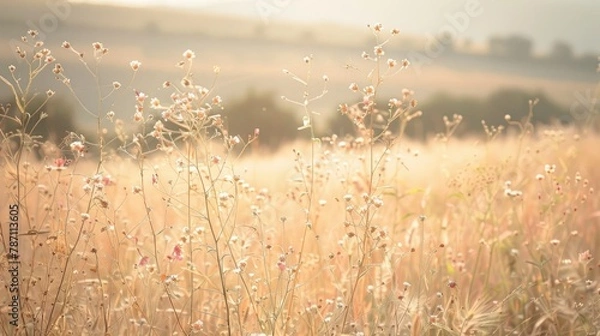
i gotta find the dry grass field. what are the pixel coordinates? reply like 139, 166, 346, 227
1, 27, 599, 335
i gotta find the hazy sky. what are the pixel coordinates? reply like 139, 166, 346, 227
72, 0, 600, 54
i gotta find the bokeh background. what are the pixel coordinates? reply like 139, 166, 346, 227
1, 0, 598, 148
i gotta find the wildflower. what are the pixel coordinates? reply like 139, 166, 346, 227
303, 56, 311, 64
212, 95, 222, 105
391, 28, 400, 35
373, 46, 385, 56
181, 77, 192, 87
150, 97, 161, 108
135, 90, 147, 103
198, 86, 209, 96
579, 250, 592, 262
105, 111, 115, 121
112, 81, 121, 89
138, 256, 150, 267
349, 82, 359, 92
237, 258, 248, 270
102, 175, 113, 186
70, 140, 85, 156
505, 189, 522, 198
53, 63, 62, 74
535, 174, 545, 181
550, 239, 560, 246
544, 164, 556, 174
401, 59, 410, 68
372, 196, 384, 208
171, 244, 183, 261
133, 111, 143, 122
191, 320, 204, 331
387, 58, 397, 68
338, 103, 349, 115
8, 65, 15, 72
229, 135, 241, 146
92, 42, 102, 50
153, 120, 164, 132
53, 157, 70, 170
130, 60, 141, 71
164, 274, 179, 284
81, 213, 90, 220
62, 41, 71, 49
182, 49, 196, 60
363, 85, 375, 96
370, 23, 383, 32
46, 90, 55, 97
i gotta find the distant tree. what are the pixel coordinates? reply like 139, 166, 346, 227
549, 41, 574, 62
224, 90, 299, 150
485, 88, 569, 125
437, 31, 456, 53
143, 20, 161, 34
488, 36, 506, 57
504, 35, 533, 59
488, 35, 533, 59
577, 53, 599, 71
